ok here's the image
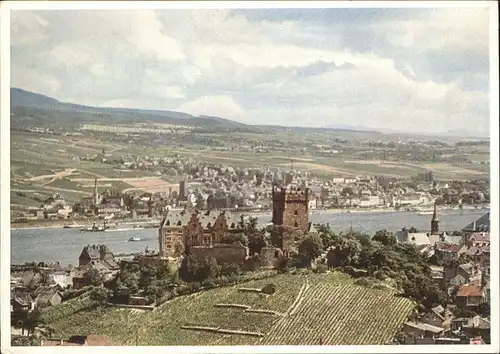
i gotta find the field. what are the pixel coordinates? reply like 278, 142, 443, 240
10, 132, 178, 207
45, 272, 415, 346
10, 129, 489, 208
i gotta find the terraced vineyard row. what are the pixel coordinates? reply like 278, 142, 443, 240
261, 282, 414, 345
45, 272, 413, 346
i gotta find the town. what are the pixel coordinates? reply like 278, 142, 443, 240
10, 174, 491, 345
11, 150, 490, 225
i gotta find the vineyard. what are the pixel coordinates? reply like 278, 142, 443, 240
260, 282, 414, 345
45, 272, 415, 345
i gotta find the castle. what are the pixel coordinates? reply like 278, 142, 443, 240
156, 185, 311, 268
158, 208, 242, 258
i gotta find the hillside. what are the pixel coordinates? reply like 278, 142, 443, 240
10, 87, 249, 131
44, 272, 415, 345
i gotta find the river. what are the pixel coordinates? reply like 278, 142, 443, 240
10, 209, 488, 266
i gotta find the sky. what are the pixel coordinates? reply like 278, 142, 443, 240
10, 6, 492, 136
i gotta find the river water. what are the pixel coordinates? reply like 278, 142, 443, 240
10, 209, 488, 266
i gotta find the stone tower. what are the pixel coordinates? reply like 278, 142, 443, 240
271, 185, 309, 253
178, 179, 187, 201
431, 203, 439, 235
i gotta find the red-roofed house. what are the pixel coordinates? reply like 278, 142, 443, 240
434, 242, 466, 263
455, 285, 485, 308
466, 232, 490, 247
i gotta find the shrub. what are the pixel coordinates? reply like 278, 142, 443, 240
313, 263, 328, 274
261, 283, 277, 295
220, 263, 242, 277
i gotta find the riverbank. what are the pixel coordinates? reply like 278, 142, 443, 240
11, 208, 487, 266
10, 217, 160, 231
11, 205, 489, 230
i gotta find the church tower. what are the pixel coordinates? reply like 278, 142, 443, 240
431, 203, 439, 235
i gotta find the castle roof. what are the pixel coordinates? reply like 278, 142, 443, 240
198, 210, 240, 229
160, 208, 191, 228
160, 208, 241, 229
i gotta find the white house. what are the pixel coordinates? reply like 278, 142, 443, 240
50, 271, 70, 288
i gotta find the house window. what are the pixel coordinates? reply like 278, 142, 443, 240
294, 210, 298, 215
294, 222, 298, 228
166, 245, 172, 249
166, 237, 172, 242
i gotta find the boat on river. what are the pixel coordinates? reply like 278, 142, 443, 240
81, 221, 110, 232
417, 211, 434, 215
63, 222, 85, 229
128, 237, 142, 242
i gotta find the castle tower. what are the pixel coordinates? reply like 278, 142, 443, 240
431, 203, 439, 235
178, 179, 187, 201
272, 186, 309, 252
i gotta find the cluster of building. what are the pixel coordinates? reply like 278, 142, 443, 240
394, 210, 491, 345
12, 153, 489, 224
11, 173, 491, 346
10, 245, 122, 317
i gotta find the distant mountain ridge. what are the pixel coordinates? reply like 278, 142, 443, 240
10, 87, 247, 129
11, 87, 487, 138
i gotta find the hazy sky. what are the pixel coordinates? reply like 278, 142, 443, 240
11, 7, 491, 135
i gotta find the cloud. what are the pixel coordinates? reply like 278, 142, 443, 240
177, 95, 246, 120
10, 6, 492, 136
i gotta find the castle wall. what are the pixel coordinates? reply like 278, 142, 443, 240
159, 227, 185, 258
190, 243, 248, 266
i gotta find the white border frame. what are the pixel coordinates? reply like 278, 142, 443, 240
1, 1, 498, 354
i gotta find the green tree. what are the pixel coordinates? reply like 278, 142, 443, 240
298, 234, 324, 265
220, 263, 242, 277
86, 268, 103, 287
89, 287, 111, 305
318, 229, 341, 249
139, 265, 157, 289
221, 233, 248, 246
179, 255, 220, 282
372, 230, 397, 247
333, 237, 362, 267
248, 231, 268, 255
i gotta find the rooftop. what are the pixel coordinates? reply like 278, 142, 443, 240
405, 321, 444, 333
462, 213, 490, 233
456, 285, 484, 298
